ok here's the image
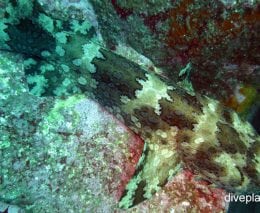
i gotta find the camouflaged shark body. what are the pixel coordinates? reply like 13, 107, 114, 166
0, 0, 259, 210
91, 49, 260, 208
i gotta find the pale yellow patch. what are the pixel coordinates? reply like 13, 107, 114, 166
191, 98, 221, 153
232, 112, 256, 148
140, 127, 180, 198
214, 152, 246, 183
121, 74, 173, 115
254, 146, 260, 174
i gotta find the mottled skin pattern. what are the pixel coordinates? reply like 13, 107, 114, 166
92, 49, 259, 208
0, 0, 259, 210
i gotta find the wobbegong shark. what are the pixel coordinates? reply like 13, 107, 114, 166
0, 0, 259, 209
91, 49, 259, 208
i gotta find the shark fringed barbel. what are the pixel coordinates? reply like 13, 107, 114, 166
91, 48, 260, 208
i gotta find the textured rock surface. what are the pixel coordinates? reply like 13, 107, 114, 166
0, 52, 144, 212
0, 0, 259, 212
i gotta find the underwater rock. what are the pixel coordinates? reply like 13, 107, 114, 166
0, 52, 144, 212
90, 0, 260, 101
0, 0, 259, 212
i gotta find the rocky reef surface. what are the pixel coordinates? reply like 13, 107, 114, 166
0, 52, 144, 212
0, 0, 259, 212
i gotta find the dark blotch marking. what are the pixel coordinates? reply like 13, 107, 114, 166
175, 129, 193, 149
132, 180, 147, 207
175, 89, 203, 113
222, 108, 233, 124
194, 150, 226, 177
160, 98, 195, 129
111, 0, 133, 19
133, 106, 169, 130
249, 105, 260, 134
217, 122, 247, 154
92, 48, 147, 107
119, 145, 148, 206
6, 19, 55, 58
245, 142, 260, 186
177, 129, 226, 179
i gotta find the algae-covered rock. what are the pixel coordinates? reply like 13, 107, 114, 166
0, 0, 259, 212
0, 52, 144, 212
